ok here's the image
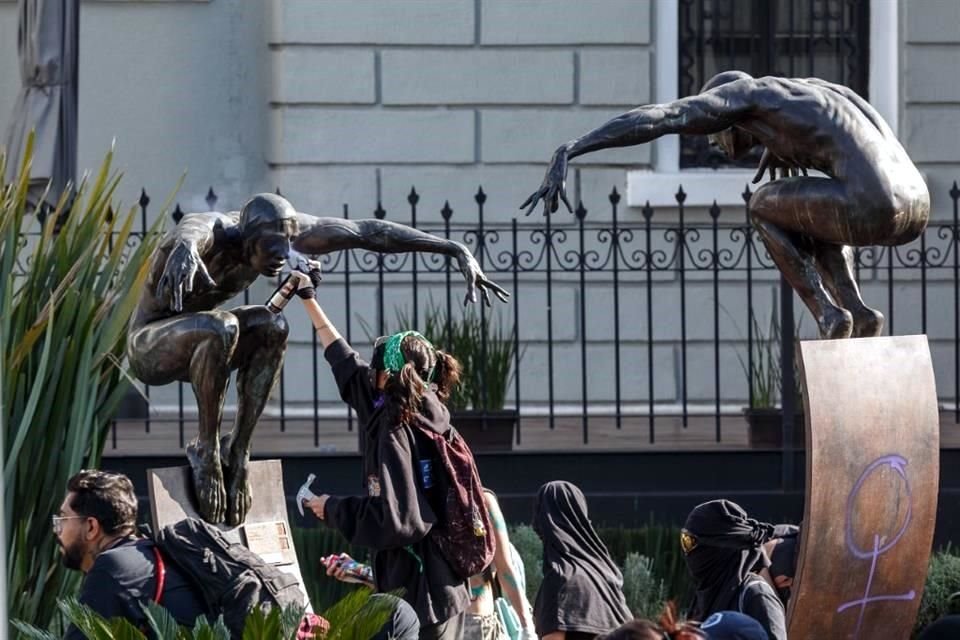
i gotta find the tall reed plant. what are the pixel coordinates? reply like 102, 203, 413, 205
1, 136, 164, 634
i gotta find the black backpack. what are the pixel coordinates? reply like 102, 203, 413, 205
154, 518, 304, 638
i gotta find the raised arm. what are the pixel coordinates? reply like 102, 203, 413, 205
293, 215, 509, 306
521, 84, 755, 216
155, 212, 227, 312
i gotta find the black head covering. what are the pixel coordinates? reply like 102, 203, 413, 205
918, 615, 960, 640
683, 500, 778, 621
532, 481, 632, 636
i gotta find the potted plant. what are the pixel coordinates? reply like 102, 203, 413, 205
734, 292, 805, 449
392, 302, 522, 451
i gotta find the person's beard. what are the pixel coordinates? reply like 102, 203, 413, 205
59, 538, 85, 571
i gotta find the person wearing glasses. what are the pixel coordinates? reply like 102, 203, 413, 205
681, 500, 788, 640
53, 470, 209, 637
295, 267, 474, 640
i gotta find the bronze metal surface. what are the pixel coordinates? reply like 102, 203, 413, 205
787, 336, 939, 639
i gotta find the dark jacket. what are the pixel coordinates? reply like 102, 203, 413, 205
65, 537, 208, 640
725, 574, 787, 640
322, 339, 470, 626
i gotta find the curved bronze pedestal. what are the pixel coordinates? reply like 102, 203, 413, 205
788, 336, 939, 639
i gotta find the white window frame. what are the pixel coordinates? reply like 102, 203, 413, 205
626, 0, 899, 208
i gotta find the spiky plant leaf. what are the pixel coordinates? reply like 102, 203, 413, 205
3, 133, 167, 632
189, 615, 231, 640
10, 619, 59, 640
58, 597, 120, 639
278, 604, 307, 639
142, 601, 184, 640
320, 588, 398, 640
241, 606, 283, 640
108, 617, 149, 640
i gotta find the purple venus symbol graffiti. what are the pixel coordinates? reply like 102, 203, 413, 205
836, 454, 916, 639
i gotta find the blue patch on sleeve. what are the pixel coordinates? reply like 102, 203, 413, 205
419, 459, 434, 489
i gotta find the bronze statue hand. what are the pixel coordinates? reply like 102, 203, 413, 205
520, 145, 573, 216
454, 247, 510, 306
156, 242, 217, 312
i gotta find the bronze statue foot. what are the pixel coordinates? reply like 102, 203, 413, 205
820, 307, 854, 340
186, 440, 227, 524
223, 451, 252, 526
851, 307, 884, 338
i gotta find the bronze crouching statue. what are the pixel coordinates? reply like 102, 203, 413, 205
522, 71, 929, 340
129, 193, 508, 525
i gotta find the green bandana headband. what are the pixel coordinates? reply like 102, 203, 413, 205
383, 330, 436, 384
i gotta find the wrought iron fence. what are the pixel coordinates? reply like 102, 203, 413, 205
26, 180, 957, 450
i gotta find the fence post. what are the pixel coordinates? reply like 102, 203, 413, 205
780, 275, 797, 491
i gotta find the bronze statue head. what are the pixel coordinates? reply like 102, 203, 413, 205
238, 194, 299, 277
700, 70, 758, 160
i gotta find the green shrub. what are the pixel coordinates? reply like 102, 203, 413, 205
622, 553, 666, 619
509, 524, 544, 603
915, 548, 960, 637
597, 525, 692, 607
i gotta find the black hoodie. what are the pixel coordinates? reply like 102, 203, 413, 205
321, 339, 470, 626
683, 500, 787, 640
532, 481, 632, 637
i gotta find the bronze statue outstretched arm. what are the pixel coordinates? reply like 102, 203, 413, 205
521, 87, 754, 216
293, 214, 510, 306
156, 213, 226, 312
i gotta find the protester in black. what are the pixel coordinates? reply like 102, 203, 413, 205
532, 480, 632, 640
296, 278, 471, 640
54, 470, 208, 638
681, 500, 788, 640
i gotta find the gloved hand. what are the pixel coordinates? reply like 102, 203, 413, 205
295, 259, 323, 299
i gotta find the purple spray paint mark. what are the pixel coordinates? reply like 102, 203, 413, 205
836, 454, 916, 639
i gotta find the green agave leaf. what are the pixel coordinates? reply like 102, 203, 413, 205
3, 298, 55, 481
278, 604, 306, 639
241, 606, 282, 640
143, 601, 184, 640
10, 619, 59, 640
190, 614, 230, 640
58, 597, 116, 639
109, 617, 149, 640
4, 143, 165, 631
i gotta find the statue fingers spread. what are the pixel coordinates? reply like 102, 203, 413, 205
197, 259, 217, 288
155, 273, 170, 302
172, 278, 184, 313
483, 277, 510, 302
521, 191, 543, 217
559, 190, 573, 214
183, 262, 198, 294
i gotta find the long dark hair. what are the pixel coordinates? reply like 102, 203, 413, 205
384, 333, 461, 426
